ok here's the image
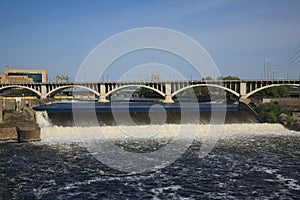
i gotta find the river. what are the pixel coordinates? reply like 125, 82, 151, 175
0, 102, 299, 199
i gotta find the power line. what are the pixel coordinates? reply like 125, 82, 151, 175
273, 45, 300, 67
272, 45, 300, 71
270, 45, 300, 79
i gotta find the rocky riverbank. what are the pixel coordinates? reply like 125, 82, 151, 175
284, 122, 300, 131
249, 99, 300, 131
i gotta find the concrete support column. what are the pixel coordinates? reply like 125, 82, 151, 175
98, 84, 109, 103
239, 95, 250, 104
239, 82, 250, 104
98, 95, 109, 103
163, 83, 174, 103
240, 82, 247, 96
41, 85, 47, 99
163, 95, 174, 104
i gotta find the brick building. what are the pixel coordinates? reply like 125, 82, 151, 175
0, 66, 48, 83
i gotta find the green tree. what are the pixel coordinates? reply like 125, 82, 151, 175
252, 102, 291, 123
254, 86, 291, 98
202, 76, 213, 80
221, 76, 240, 80
1, 88, 37, 97
137, 87, 162, 98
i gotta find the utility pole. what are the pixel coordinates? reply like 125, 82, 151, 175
264, 59, 266, 79
264, 58, 272, 80
269, 59, 271, 80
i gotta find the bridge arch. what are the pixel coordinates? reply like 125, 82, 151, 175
0, 85, 41, 97
105, 85, 166, 97
245, 84, 299, 98
46, 85, 100, 97
171, 84, 240, 97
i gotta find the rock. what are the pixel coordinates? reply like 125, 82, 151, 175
284, 122, 300, 131
292, 112, 300, 121
280, 113, 288, 121
0, 127, 18, 141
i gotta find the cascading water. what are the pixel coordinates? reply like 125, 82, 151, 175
34, 103, 296, 144
35, 111, 52, 128
1, 103, 299, 199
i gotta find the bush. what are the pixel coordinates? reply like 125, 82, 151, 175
253, 102, 292, 123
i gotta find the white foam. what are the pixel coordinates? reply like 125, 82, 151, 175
40, 123, 297, 144
36, 111, 52, 128
255, 166, 300, 191
36, 110, 297, 143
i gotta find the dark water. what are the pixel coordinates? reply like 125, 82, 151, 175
1, 134, 300, 199
35, 102, 239, 113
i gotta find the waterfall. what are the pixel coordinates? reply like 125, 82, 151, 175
36, 111, 52, 128
39, 123, 295, 144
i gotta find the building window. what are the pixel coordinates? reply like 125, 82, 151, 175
8, 72, 43, 83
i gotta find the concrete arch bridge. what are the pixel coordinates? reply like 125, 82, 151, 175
0, 79, 299, 104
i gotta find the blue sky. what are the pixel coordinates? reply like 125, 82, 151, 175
0, 0, 299, 81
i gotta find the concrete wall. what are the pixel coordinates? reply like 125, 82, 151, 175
0, 98, 41, 141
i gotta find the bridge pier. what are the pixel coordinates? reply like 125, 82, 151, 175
238, 82, 250, 104
163, 95, 174, 104
41, 85, 47, 99
40, 94, 47, 99
240, 82, 247, 96
239, 95, 250, 104
98, 84, 110, 103
98, 95, 109, 103
162, 83, 174, 103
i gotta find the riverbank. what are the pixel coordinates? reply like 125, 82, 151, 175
249, 99, 300, 131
